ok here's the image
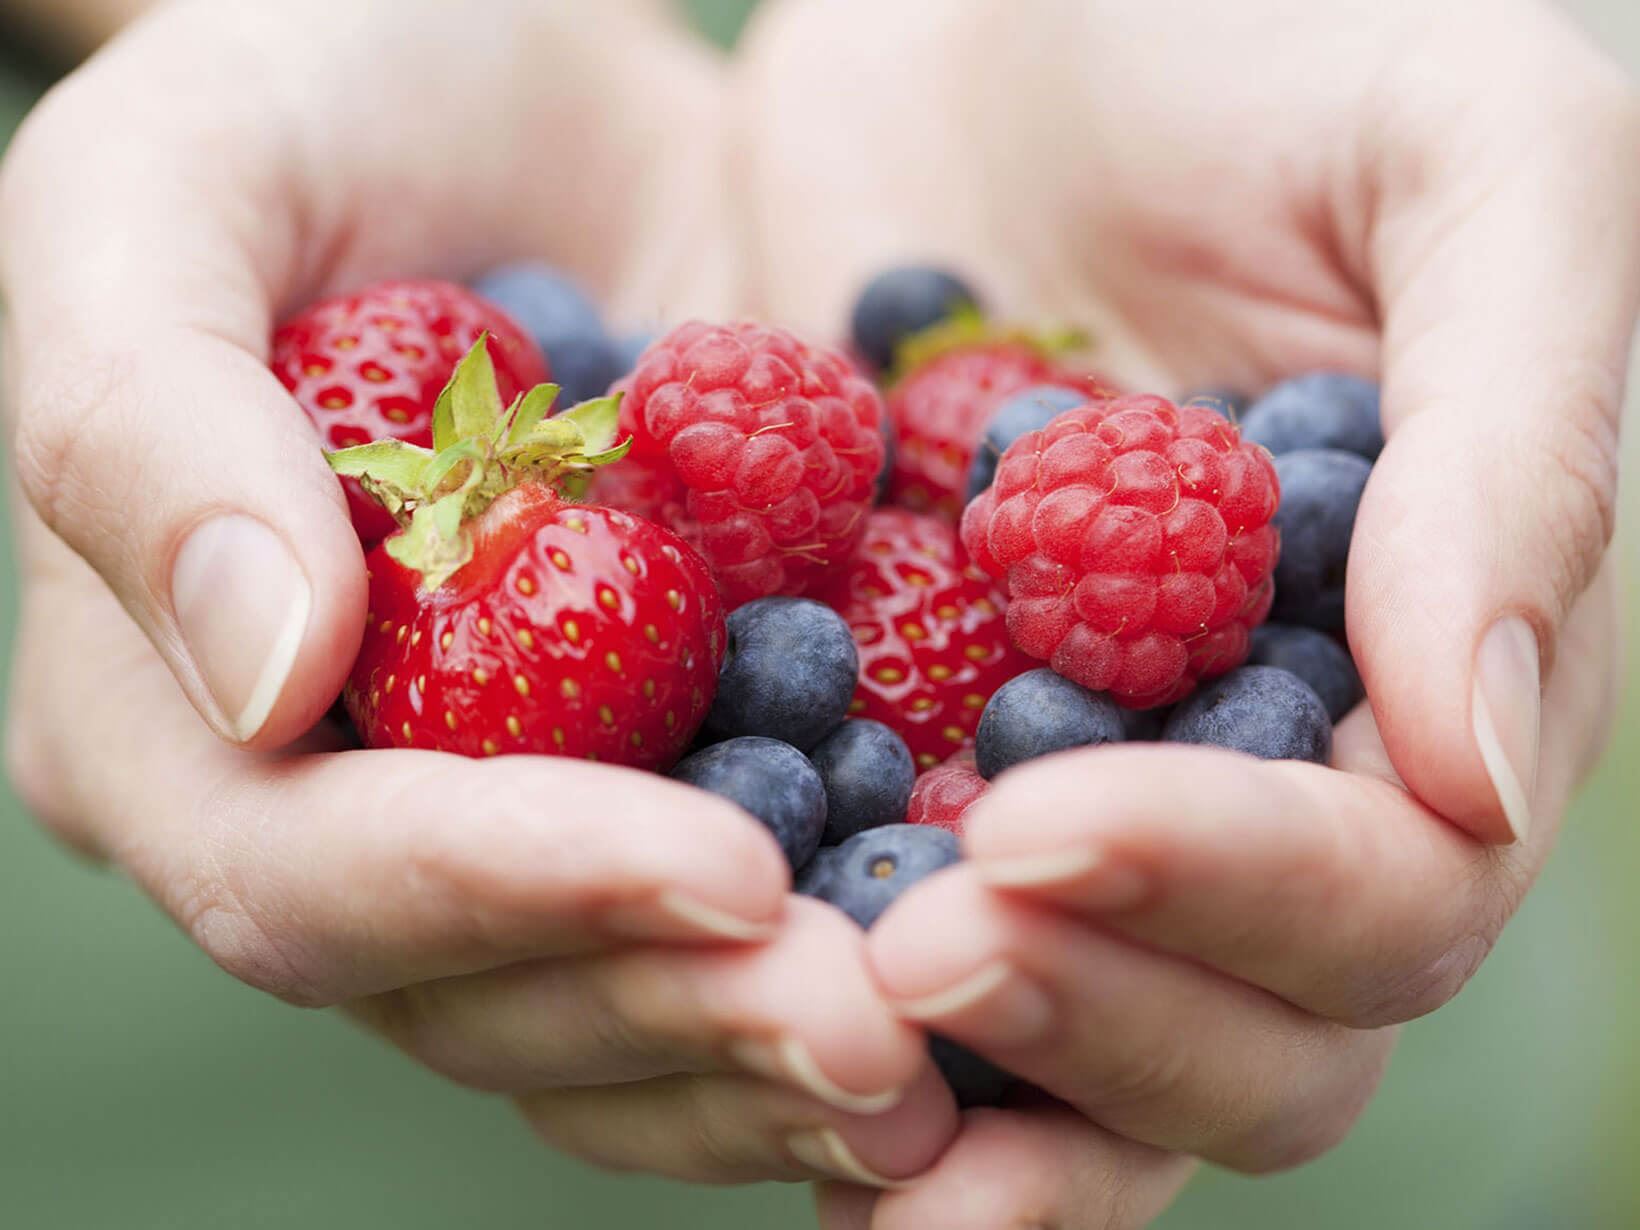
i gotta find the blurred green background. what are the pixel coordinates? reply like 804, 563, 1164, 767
1, 1, 1635, 1227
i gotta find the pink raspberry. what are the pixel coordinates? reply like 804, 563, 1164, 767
959, 395, 1279, 708
905, 751, 988, 834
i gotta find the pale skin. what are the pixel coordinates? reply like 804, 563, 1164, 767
0, 0, 1635, 1226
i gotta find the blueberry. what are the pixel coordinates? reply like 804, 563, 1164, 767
929, 1036, 1014, 1109
807, 824, 962, 930
975, 669, 1126, 780
670, 737, 827, 870
795, 845, 844, 899
1240, 373, 1383, 460
810, 720, 917, 846
1181, 387, 1251, 419
472, 264, 621, 404
876, 415, 898, 505
1270, 448, 1372, 632
1163, 666, 1332, 764
1118, 704, 1169, 742
1248, 624, 1364, 722
612, 330, 657, 377
851, 266, 979, 372
964, 385, 1088, 503
706, 598, 860, 751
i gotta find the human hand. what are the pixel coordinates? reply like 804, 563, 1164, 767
0, 0, 957, 1189
736, 0, 1638, 1223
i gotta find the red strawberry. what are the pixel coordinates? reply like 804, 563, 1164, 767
817, 508, 1033, 770
602, 321, 886, 608
905, 751, 988, 834
333, 341, 724, 769
273, 279, 549, 543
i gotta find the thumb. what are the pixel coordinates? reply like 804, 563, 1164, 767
1347, 11, 1640, 844
1, 81, 365, 749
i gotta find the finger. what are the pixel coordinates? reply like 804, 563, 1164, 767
520, 1064, 956, 1189
816, 1108, 1195, 1230
1347, 3, 1640, 843
868, 869, 1393, 1171
352, 899, 932, 1116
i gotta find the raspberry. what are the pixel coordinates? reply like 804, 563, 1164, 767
905, 750, 988, 834
960, 394, 1280, 708
608, 321, 886, 607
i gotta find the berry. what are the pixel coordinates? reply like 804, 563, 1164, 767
887, 341, 1089, 520
671, 737, 827, 871
1249, 624, 1365, 722
1269, 448, 1371, 632
610, 321, 887, 606
1181, 387, 1251, 419
1162, 666, 1332, 763
975, 668, 1126, 779
850, 266, 980, 372
1119, 705, 1170, 742
1239, 373, 1383, 460
810, 720, 917, 846
964, 385, 1090, 504
905, 751, 988, 834
335, 341, 720, 770
705, 598, 860, 751
472, 264, 620, 405
806, 824, 962, 930
272, 279, 549, 543
817, 509, 1034, 770
795, 844, 844, 899
961, 395, 1281, 707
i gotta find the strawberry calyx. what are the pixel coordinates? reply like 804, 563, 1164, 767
327, 336, 629, 588
886, 305, 1092, 387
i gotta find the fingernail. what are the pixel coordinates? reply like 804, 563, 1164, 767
787, 1129, 908, 1190
730, 1036, 904, 1116
891, 960, 1053, 1048
172, 515, 311, 741
979, 846, 1147, 907
1473, 616, 1541, 844
602, 889, 779, 944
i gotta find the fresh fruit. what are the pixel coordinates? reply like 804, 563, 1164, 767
887, 338, 1090, 520
273, 279, 549, 543
333, 340, 723, 770
473, 264, 622, 405
1249, 624, 1364, 721
795, 845, 844, 898
961, 395, 1281, 708
705, 597, 860, 751
965, 384, 1092, 505
608, 321, 887, 606
1162, 665, 1332, 763
810, 719, 917, 846
1119, 706, 1169, 741
1239, 373, 1383, 460
850, 266, 980, 372
974, 668, 1126, 779
818, 509, 1034, 770
1269, 448, 1371, 632
671, 737, 827, 871
803, 824, 962, 929
904, 751, 988, 834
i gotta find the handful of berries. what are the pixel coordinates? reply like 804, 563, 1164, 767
275, 265, 1380, 1104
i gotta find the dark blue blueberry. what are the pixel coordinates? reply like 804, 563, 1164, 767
1240, 373, 1383, 460
1270, 448, 1372, 632
929, 1036, 1014, 1109
850, 266, 979, 372
612, 330, 657, 377
1118, 704, 1169, 742
808, 824, 962, 930
1248, 624, 1364, 722
810, 720, 917, 846
670, 737, 827, 871
975, 669, 1126, 780
1163, 666, 1331, 764
795, 845, 845, 899
964, 385, 1088, 503
705, 598, 860, 751
1181, 387, 1252, 420
472, 264, 621, 404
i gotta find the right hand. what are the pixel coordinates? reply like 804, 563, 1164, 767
0, 0, 956, 1189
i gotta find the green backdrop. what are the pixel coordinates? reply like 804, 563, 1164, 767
2, 2, 1636, 1226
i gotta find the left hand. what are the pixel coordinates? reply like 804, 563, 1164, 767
734, 0, 1639, 1224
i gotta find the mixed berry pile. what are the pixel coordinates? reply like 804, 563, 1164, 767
279, 264, 1379, 1106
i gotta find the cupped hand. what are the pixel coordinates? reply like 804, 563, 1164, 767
0, 0, 957, 1190
736, 0, 1638, 1223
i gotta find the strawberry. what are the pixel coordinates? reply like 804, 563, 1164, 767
273, 279, 549, 543
817, 508, 1033, 770
332, 340, 724, 770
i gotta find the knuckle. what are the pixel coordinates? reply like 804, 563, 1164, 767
1534, 384, 1619, 597
1342, 929, 1495, 1027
